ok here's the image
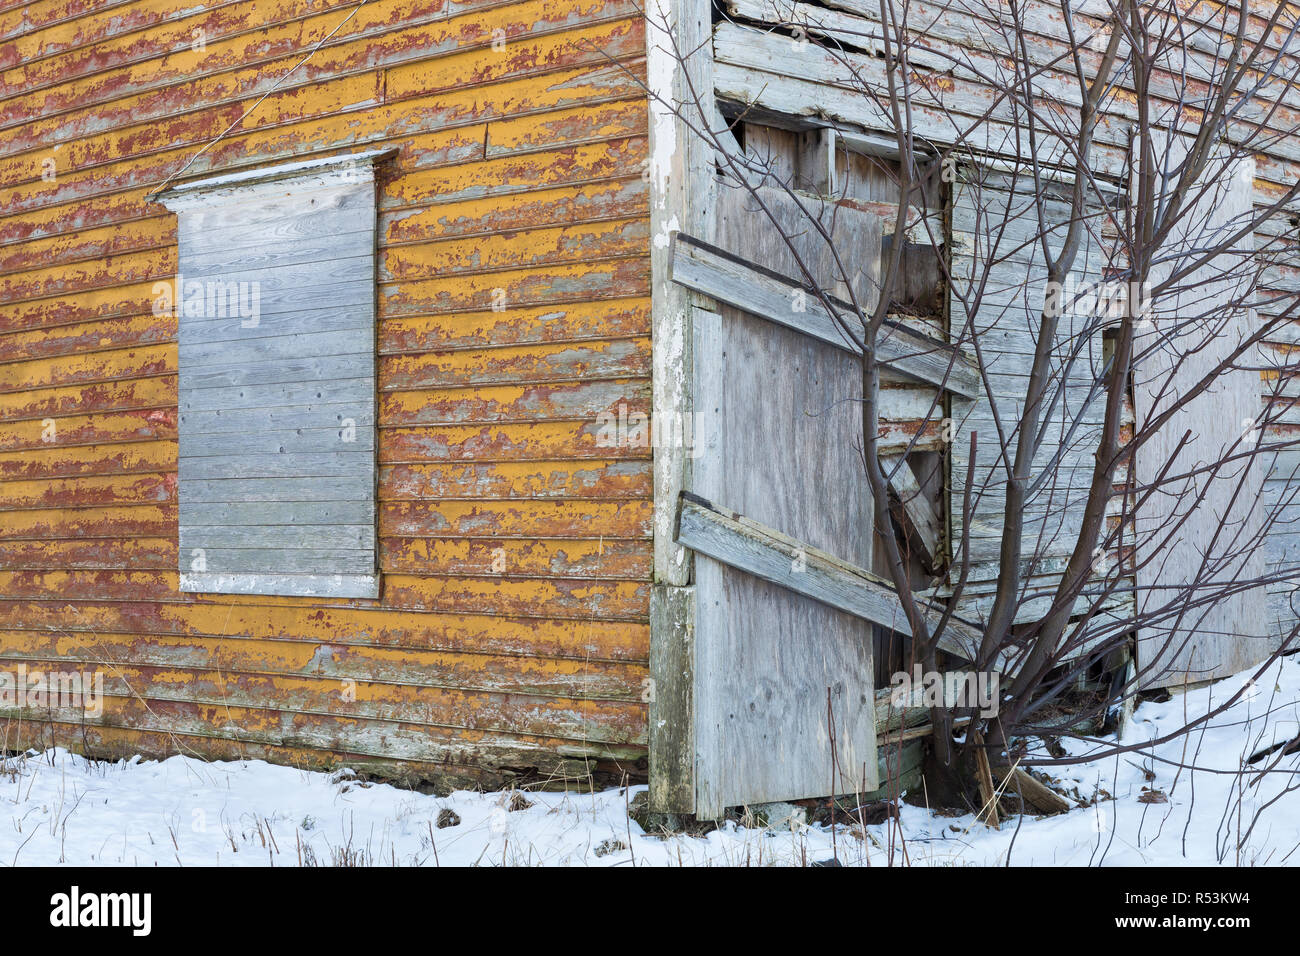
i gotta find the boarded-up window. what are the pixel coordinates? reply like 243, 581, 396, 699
155, 150, 390, 599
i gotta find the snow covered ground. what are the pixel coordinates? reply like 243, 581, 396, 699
3, 655, 1299, 866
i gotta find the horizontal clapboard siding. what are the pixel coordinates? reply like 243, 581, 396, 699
0, 0, 653, 787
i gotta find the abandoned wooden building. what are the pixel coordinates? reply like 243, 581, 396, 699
1, 0, 1298, 818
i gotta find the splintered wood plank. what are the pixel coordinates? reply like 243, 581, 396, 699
881, 453, 942, 563
1134, 134, 1274, 688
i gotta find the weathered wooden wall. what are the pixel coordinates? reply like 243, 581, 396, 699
690, 185, 881, 816
713, 0, 1300, 651
0, 0, 652, 787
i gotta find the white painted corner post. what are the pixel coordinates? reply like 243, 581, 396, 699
646, 0, 714, 814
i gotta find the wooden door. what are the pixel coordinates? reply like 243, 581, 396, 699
690, 186, 882, 817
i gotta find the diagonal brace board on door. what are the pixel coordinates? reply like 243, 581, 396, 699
669, 231, 981, 398
675, 492, 1019, 676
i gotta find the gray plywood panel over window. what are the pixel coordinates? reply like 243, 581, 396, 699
155, 150, 393, 599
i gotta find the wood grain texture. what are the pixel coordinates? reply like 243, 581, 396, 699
161, 161, 381, 599
946, 166, 1109, 623
690, 186, 879, 817
0, 0, 655, 785
1133, 135, 1273, 688
670, 232, 981, 397
881, 453, 941, 564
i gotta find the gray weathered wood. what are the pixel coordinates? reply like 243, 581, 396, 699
179, 499, 375, 527
720, 0, 1300, 184
1133, 135, 1274, 687
179, 572, 380, 599
712, 27, 1124, 178
158, 152, 384, 599
179, 303, 375, 346
178, 230, 375, 278
180, 377, 374, 412
177, 453, 374, 480
180, 524, 375, 550
171, 254, 375, 298
648, 584, 695, 814
178, 330, 375, 370
179, 402, 375, 436
670, 232, 981, 397
689, 188, 883, 817
173, 277, 374, 320
177, 477, 375, 504
185, 548, 375, 575
677, 493, 996, 667
180, 353, 373, 391
881, 453, 942, 564
179, 425, 375, 457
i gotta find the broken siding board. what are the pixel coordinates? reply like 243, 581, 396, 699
179, 377, 375, 411
177, 231, 377, 277
678, 493, 996, 663
712, 26, 1131, 179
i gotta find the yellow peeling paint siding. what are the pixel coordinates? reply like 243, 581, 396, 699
0, 0, 652, 787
